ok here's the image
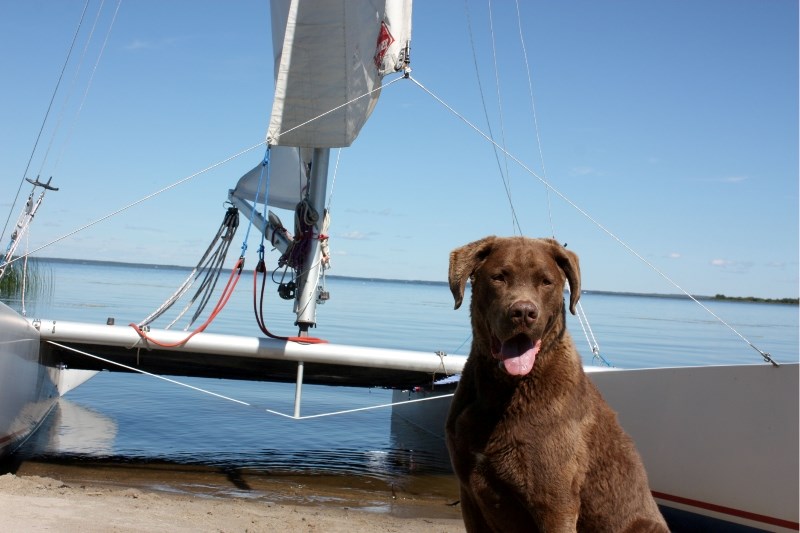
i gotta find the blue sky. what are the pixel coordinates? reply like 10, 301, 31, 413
0, 0, 797, 299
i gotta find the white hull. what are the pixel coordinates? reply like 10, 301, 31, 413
392, 363, 800, 532
0, 302, 59, 457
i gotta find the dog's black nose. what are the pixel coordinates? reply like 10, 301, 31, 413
510, 301, 538, 326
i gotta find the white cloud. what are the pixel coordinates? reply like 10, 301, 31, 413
337, 231, 376, 240
344, 207, 395, 216
570, 166, 596, 177
125, 39, 154, 50
705, 175, 748, 183
710, 259, 754, 274
125, 37, 181, 51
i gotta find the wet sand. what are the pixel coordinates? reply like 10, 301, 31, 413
0, 460, 465, 532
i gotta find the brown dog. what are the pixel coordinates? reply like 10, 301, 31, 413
446, 236, 668, 533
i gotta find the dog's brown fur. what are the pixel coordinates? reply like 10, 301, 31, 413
446, 236, 668, 533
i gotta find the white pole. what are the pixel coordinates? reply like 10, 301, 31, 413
32, 319, 469, 375
293, 360, 304, 417
295, 148, 330, 334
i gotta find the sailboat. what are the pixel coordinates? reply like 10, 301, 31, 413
1, 1, 797, 531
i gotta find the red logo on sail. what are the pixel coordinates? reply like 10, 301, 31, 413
373, 22, 394, 69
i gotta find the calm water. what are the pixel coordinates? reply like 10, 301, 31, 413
8, 260, 799, 482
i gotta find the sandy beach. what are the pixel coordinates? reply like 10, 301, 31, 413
0, 461, 465, 532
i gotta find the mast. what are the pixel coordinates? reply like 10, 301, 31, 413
295, 148, 329, 334
230, 0, 412, 336
0, 177, 59, 281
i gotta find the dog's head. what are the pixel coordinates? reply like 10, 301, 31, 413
449, 236, 580, 377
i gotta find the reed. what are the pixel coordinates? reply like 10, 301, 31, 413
0, 258, 53, 306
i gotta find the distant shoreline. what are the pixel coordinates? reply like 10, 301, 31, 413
35, 256, 798, 305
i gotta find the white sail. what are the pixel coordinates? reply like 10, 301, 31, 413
231, 0, 412, 331
233, 0, 411, 210
233, 146, 311, 211
267, 0, 412, 148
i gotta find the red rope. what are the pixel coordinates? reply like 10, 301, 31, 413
130, 257, 244, 348
252, 263, 327, 345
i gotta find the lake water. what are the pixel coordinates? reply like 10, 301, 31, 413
7, 260, 799, 486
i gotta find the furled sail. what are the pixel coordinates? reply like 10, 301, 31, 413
233, 0, 412, 210
230, 0, 412, 331
268, 0, 412, 148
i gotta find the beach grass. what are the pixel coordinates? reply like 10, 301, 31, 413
0, 257, 53, 305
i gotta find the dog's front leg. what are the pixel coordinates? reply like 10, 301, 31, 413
525, 469, 583, 533
458, 486, 495, 533
538, 508, 579, 533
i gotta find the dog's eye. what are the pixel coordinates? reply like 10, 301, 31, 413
541, 278, 553, 286
491, 273, 505, 283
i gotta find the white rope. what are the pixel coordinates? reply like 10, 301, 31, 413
21, 234, 30, 317
462, 0, 521, 234
48, 341, 251, 406
574, 301, 610, 367
266, 393, 455, 420
326, 148, 342, 210
48, 340, 455, 419
408, 74, 778, 366
268, 75, 405, 144
7, 141, 266, 268
513, 0, 555, 238
52, 0, 123, 174
140, 267, 200, 327
0, 0, 91, 248
510, 0, 604, 356
486, 0, 517, 235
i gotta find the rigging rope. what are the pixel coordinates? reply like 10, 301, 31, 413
138, 207, 240, 330
4, 141, 266, 270
129, 256, 244, 348
407, 74, 778, 366
38, 0, 103, 176
47, 340, 453, 419
268, 76, 404, 144
486, 0, 518, 235
20, 234, 30, 316
0, 0, 91, 246
9, 44, 777, 368
466, 1, 606, 364
462, 0, 521, 234
513, 0, 555, 239
245, 147, 327, 344
574, 300, 610, 367
50, 0, 123, 175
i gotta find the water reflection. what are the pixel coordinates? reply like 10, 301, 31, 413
15, 373, 454, 482
22, 398, 116, 457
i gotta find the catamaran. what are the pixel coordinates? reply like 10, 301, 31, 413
0, 1, 796, 531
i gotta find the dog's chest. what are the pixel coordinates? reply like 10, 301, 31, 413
454, 392, 581, 490
479, 436, 529, 488
455, 403, 535, 481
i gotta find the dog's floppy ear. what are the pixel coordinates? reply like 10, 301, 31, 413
449, 236, 496, 309
545, 239, 581, 315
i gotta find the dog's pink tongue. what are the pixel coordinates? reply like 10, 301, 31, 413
500, 337, 541, 376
